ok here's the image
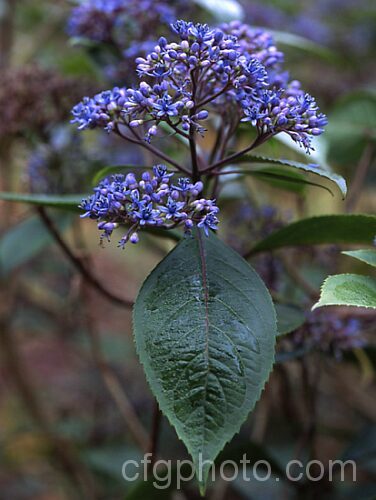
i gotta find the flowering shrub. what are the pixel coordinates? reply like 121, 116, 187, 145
69, 20, 341, 491
2, 3, 375, 498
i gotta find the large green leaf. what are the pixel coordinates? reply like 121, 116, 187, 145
133, 230, 277, 493
0, 192, 85, 211
343, 249, 376, 268
251, 215, 376, 254
232, 155, 347, 198
312, 274, 376, 310
0, 213, 73, 277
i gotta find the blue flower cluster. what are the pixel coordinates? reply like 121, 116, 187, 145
80, 165, 219, 247
72, 20, 326, 152
241, 83, 327, 151
220, 21, 327, 151
67, 1, 190, 83
220, 21, 286, 86
72, 87, 127, 131
292, 311, 366, 359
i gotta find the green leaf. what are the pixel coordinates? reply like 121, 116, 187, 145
312, 274, 376, 310
275, 304, 306, 336
133, 230, 277, 493
193, 0, 244, 21
247, 167, 335, 195
251, 215, 376, 254
219, 166, 335, 194
91, 165, 150, 187
343, 249, 376, 268
0, 192, 85, 211
327, 91, 376, 166
233, 155, 347, 198
0, 213, 73, 277
267, 30, 335, 60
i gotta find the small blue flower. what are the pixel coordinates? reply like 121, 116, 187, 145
133, 202, 162, 226
197, 212, 219, 236
159, 197, 186, 219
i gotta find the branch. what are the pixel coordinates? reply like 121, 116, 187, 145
202, 133, 272, 174
188, 69, 200, 181
196, 80, 230, 109
117, 125, 190, 174
81, 284, 150, 453
37, 207, 133, 309
189, 127, 199, 182
209, 125, 224, 165
166, 118, 191, 140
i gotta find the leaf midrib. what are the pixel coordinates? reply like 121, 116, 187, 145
197, 231, 211, 456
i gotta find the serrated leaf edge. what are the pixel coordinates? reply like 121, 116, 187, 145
312, 273, 376, 310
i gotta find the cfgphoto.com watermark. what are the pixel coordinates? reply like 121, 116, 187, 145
121, 454, 356, 489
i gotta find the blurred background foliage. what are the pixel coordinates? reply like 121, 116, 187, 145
0, 0, 375, 499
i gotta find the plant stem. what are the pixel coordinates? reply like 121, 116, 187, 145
117, 125, 190, 174
37, 207, 133, 308
189, 127, 200, 182
148, 400, 161, 472
209, 125, 224, 165
202, 133, 272, 173
196, 80, 230, 109
189, 69, 200, 181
